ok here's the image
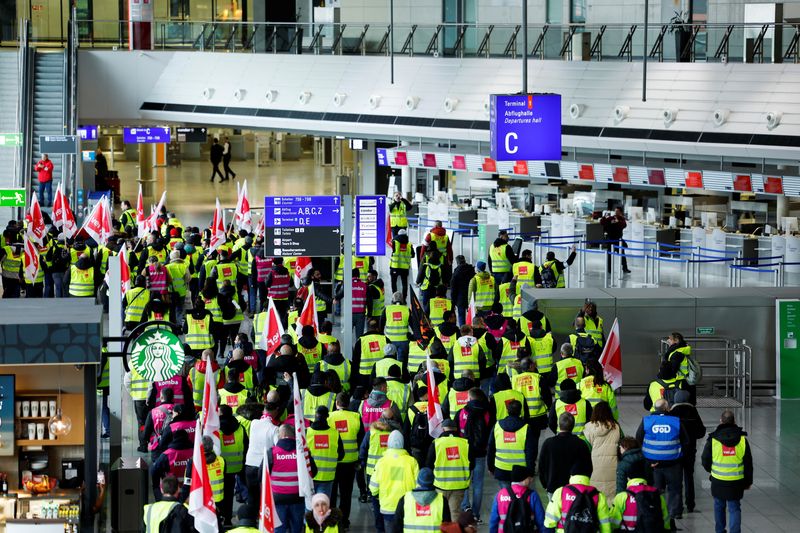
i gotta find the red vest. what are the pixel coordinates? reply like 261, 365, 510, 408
255, 256, 273, 283
163, 447, 192, 483
270, 447, 300, 495
148, 404, 174, 451
148, 264, 168, 293
361, 398, 391, 430
558, 484, 599, 530
154, 377, 184, 405
352, 280, 367, 313
496, 484, 530, 533
268, 271, 290, 300
621, 484, 659, 531
169, 420, 196, 443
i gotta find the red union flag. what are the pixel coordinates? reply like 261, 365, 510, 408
598, 318, 622, 390
234, 179, 252, 232
136, 183, 146, 238
81, 195, 112, 246
52, 183, 77, 239
466, 293, 476, 326
202, 358, 221, 455
23, 235, 40, 284
295, 281, 319, 337
294, 256, 312, 286
259, 297, 285, 356
209, 197, 226, 252
26, 192, 46, 245
426, 356, 444, 438
188, 419, 218, 533
259, 441, 281, 532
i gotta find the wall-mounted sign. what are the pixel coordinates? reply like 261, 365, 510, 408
490, 93, 562, 162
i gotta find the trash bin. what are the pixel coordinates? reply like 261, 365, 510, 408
111, 457, 148, 533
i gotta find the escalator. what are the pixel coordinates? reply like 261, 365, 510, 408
29, 50, 67, 199
0, 50, 20, 192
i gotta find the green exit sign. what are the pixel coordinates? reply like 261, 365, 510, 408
0, 134, 22, 147
0, 188, 26, 207
696, 327, 715, 335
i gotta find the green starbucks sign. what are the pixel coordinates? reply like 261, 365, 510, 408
129, 328, 185, 382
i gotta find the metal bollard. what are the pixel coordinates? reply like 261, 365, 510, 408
685, 255, 692, 288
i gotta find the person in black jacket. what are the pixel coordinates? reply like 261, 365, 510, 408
143, 475, 194, 533
450, 255, 475, 326
486, 399, 538, 489
600, 206, 630, 274
209, 138, 225, 182
616, 436, 650, 494
538, 412, 592, 496
702, 410, 753, 533
460, 388, 491, 522
670, 389, 706, 513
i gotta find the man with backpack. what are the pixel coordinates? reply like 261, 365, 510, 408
569, 317, 601, 365
539, 246, 577, 289
610, 464, 669, 532
407, 384, 434, 467
662, 332, 699, 404
636, 399, 689, 528
643, 363, 685, 412
488, 465, 547, 533
543, 469, 612, 533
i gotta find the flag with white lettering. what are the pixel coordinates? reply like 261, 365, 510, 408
259, 442, 281, 532
136, 183, 146, 238
295, 280, 319, 337
234, 180, 252, 232
52, 183, 77, 239
209, 198, 226, 252
202, 358, 221, 455
293, 373, 314, 508
23, 235, 40, 284
426, 355, 444, 438
599, 318, 622, 390
259, 297, 285, 357
188, 419, 218, 533
25, 192, 46, 245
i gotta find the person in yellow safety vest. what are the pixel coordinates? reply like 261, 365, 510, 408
662, 331, 695, 401
307, 405, 345, 496
577, 301, 605, 347
296, 324, 326, 372
23, 240, 46, 297
183, 300, 215, 355
218, 283, 244, 348
539, 246, 577, 289
304, 493, 344, 532
426, 419, 472, 522
212, 250, 238, 292
543, 473, 613, 533
429, 285, 452, 327
548, 379, 593, 439
119, 200, 137, 233
218, 368, 249, 411
468, 262, 495, 313
643, 362, 686, 412
304, 370, 337, 423
0, 240, 23, 298
416, 247, 445, 314
701, 410, 753, 533
183, 436, 225, 504
498, 323, 532, 374
443, 371, 476, 421
569, 317, 601, 364
434, 310, 460, 355
448, 326, 486, 382
320, 341, 351, 394
384, 364, 411, 422
142, 475, 193, 532
371, 343, 404, 380
384, 291, 411, 364
422, 220, 453, 266
580, 360, 619, 421
389, 192, 413, 236
352, 319, 390, 389
167, 227, 184, 250
199, 251, 219, 291
67, 253, 96, 297
526, 320, 555, 375
518, 299, 553, 336
487, 399, 538, 484
166, 250, 190, 324
394, 468, 451, 531
227, 502, 260, 532
551, 343, 585, 393
369, 430, 419, 532
317, 320, 339, 353
94, 243, 116, 277
361, 418, 392, 480
218, 405, 249, 527
227, 347, 256, 391
126, 361, 152, 452
366, 269, 386, 324
512, 358, 552, 424
489, 373, 528, 421
328, 392, 366, 523
121, 275, 149, 329
189, 349, 222, 412
389, 229, 413, 300
498, 281, 514, 317
489, 229, 516, 286
511, 249, 540, 295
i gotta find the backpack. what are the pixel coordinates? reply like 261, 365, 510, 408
563, 485, 600, 533
540, 266, 557, 288
685, 354, 702, 386
655, 378, 679, 406
503, 488, 534, 533
626, 487, 665, 533
575, 335, 598, 360
462, 408, 490, 450
409, 405, 432, 451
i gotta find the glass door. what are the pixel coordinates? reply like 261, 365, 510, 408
443, 0, 476, 56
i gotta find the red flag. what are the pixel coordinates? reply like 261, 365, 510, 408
234, 180, 252, 232
52, 183, 77, 239
295, 281, 319, 337
259, 297, 285, 355
209, 198, 226, 252
259, 443, 281, 532
81, 196, 112, 246
188, 419, 218, 533
426, 355, 444, 438
144, 191, 167, 234
466, 293, 476, 326
136, 184, 146, 238
255, 213, 265, 239
202, 354, 221, 454
599, 318, 622, 390
294, 256, 312, 285
23, 235, 40, 284
26, 192, 46, 245
120, 247, 131, 296
292, 374, 315, 507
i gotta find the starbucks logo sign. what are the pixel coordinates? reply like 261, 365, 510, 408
130, 329, 185, 382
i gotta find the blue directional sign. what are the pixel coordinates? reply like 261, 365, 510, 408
264, 195, 341, 257
356, 196, 387, 256
489, 93, 562, 162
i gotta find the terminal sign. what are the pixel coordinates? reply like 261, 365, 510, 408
489, 93, 562, 162
264, 196, 341, 257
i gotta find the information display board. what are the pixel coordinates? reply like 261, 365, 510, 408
123, 127, 171, 144
490, 93, 562, 161
77, 125, 98, 141
40, 135, 78, 154
264, 196, 341, 257
355, 196, 387, 256
176, 127, 208, 143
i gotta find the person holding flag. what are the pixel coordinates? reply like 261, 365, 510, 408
186, 425, 221, 533
52, 182, 77, 239
0, 238, 23, 299
22, 234, 44, 298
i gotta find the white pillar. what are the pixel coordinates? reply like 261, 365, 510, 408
400, 141, 411, 198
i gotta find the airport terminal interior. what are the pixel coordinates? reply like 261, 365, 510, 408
3, 0, 800, 532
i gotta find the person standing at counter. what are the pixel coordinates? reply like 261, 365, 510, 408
601, 206, 630, 274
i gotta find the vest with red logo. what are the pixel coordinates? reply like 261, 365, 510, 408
169, 419, 196, 443
154, 377, 184, 405
255, 256, 273, 283
243, 351, 259, 371
268, 270, 291, 300
558, 484, 600, 530
352, 279, 367, 313
496, 484, 531, 533
163, 447, 192, 483
270, 447, 300, 495
148, 264, 168, 293
621, 484, 659, 530
148, 403, 174, 451
360, 398, 392, 430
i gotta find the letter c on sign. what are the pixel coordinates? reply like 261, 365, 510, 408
505, 132, 518, 155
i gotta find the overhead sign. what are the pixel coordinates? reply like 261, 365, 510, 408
123, 127, 171, 144
0, 188, 26, 207
355, 196, 386, 256
129, 328, 185, 382
0, 133, 22, 147
176, 127, 208, 143
489, 93, 562, 161
40, 135, 78, 154
77, 125, 98, 141
696, 327, 715, 335
264, 196, 341, 257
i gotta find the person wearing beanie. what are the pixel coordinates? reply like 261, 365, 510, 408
329, 392, 366, 528
384, 291, 411, 364
371, 342, 403, 381
643, 361, 686, 412
487, 399, 539, 489
297, 324, 327, 372
468, 260, 495, 314
394, 467, 451, 532
425, 418, 473, 523
548, 378, 593, 438
307, 406, 345, 498
304, 492, 343, 533
450, 255, 475, 326
303, 369, 336, 423
670, 390, 706, 514
370, 430, 419, 533
227, 503, 259, 532
489, 372, 527, 422
488, 465, 547, 533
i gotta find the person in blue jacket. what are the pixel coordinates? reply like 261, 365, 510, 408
489, 465, 550, 533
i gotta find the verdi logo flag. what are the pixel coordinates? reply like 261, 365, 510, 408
129, 328, 185, 382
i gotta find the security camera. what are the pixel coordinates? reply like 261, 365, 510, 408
333, 93, 347, 107
233, 89, 246, 102
368, 95, 381, 109
202, 88, 215, 100
444, 98, 459, 113
298, 91, 312, 105
265, 90, 278, 103
766, 111, 782, 130
713, 109, 729, 127
569, 103, 584, 119
662, 108, 677, 125
404, 96, 419, 111
614, 105, 630, 122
